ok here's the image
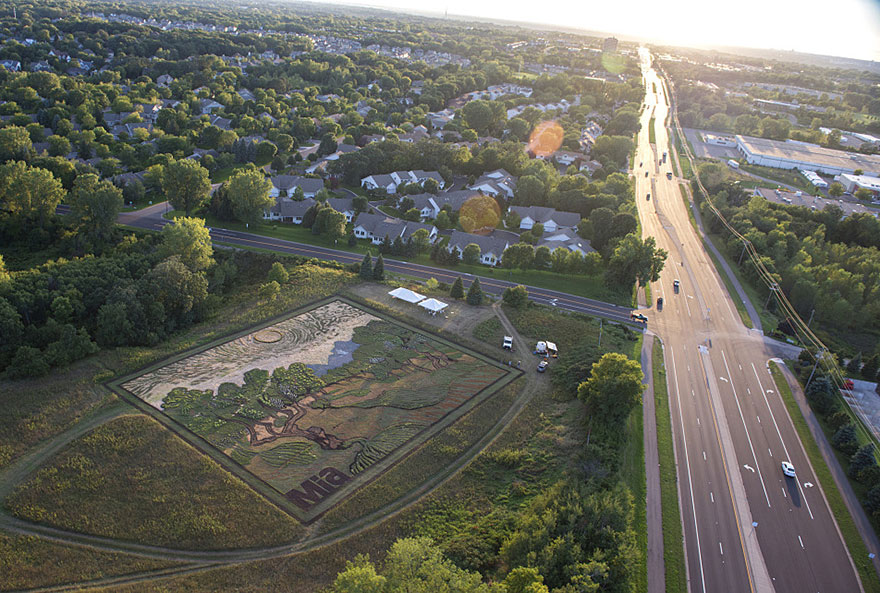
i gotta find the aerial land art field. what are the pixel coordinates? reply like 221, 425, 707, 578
111, 298, 517, 522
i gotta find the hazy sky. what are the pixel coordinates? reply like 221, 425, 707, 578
315, 0, 880, 62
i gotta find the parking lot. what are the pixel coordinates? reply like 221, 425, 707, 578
754, 187, 880, 217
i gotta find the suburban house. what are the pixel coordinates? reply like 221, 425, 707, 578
579, 159, 603, 175
407, 190, 475, 219
264, 197, 316, 224
269, 175, 325, 199
552, 150, 584, 167
325, 197, 357, 222
352, 212, 438, 245
199, 99, 224, 114
509, 206, 581, 233
156, 74, 174, 86
399, 125, 429, 143
361, 170, 446, 194
427, 109, 455, 129
446, 230, 510, 266
360, 173, 397, 193
468, 169, 517, 198
580, 121, 604, 151
537, 229, 594, 255
238, 88, 256, 101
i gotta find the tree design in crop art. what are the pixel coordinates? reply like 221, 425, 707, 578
112, 298, 516, 521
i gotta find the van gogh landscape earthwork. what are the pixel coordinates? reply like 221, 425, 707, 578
109, 297, 519, 522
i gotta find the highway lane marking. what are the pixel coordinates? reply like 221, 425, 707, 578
782, 487, 787, 498
711, 492, 714, 502
798, 535, 804, 549
697, 349, 757, 593
722, 350, 771, 507
768, 448, 772, 457
670, 348, 708, 593
703, 451, 706, 460
750, 363, 814, 519
719, 542, 724, 556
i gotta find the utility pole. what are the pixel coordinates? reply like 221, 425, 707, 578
738, 241, 748, 265
598, 319, 603, 349
805, 348, 825, 391
807, 308, 815, 328
763, 282, 778, 313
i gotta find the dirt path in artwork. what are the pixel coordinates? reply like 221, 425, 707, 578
0, 307, 544, 592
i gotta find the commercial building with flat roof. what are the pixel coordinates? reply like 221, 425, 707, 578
736, 135, 880, 177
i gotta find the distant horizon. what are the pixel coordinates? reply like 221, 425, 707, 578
310, 0, 880, 64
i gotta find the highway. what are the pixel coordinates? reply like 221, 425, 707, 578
69, 202, 638, 326
636, 49, 861, 593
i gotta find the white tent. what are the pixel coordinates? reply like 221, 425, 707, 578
419, 298, 448, 315
388, 287, 426, 304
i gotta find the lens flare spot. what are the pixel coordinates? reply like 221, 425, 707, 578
459, 193, 501, 234
527, 120, 564, 158
601, 52, 626, 74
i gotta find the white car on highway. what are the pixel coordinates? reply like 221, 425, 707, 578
781, 461, 796, 478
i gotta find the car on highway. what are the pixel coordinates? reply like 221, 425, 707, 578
645, 171, 649, 177
781, 461, 796, 478
667, 171, 673, 180
537, 360, 548, 373
631, 312, 648, 323
657, 297, 663, 309
673, 279, 680, 293
646, 193, 651, 201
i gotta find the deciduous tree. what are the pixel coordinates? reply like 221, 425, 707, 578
226, 168, 273, 225
159, 216, 214, 271
160, 159, 211, 216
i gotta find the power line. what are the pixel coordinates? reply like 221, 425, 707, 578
659, 66, 879, 451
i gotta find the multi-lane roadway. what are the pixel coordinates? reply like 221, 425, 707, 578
636, 48, 861, 593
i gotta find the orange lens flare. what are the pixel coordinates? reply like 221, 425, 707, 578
527, 120, 564, 158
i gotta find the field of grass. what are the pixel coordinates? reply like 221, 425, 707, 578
653, 340, 687, 593
769, 363, 880, 593
649, 117, 657, 144
0, 532, 176, 592
503, 303, 637, 356
0, 362, 116, 471
7, 415, 306, 549
739, 164, 814, 193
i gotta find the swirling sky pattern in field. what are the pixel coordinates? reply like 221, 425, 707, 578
123, 301, 378, 408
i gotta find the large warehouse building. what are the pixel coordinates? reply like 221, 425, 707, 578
735, 135, 880, 177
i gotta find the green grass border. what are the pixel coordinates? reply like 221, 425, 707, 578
653, 339, 687, 593
649, 117, 657, 144
106, 295, 522, 523
622, 334, 647, 593
769, 362, 880, 593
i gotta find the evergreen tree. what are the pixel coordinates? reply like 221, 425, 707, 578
450, 276, 464, 299
861, 354, 879, 381
466, 277, 483, 305
831, 424, 859, 456
849, 444, 877, 481
373, 254, 385, 280
359, 253, 373, 280
347, 233, 357, 247
846, 352, 863, 376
